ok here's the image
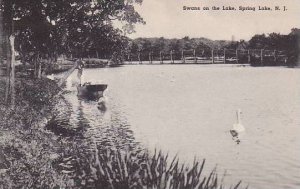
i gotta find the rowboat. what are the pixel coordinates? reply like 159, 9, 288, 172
77, 83, 107, 100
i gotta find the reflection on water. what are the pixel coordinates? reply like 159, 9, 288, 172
48, 65, 300, 189
47, 91, 138, 152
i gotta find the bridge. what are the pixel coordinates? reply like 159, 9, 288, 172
123, 48, 288, 66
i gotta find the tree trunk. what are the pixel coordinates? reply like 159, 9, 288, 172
3, 0, 13, 105
0, 0, 4, 66
36, 53, 42, 78
34, 59, 37, 78
9, 35, 15, 107
37, 61, 42, 79
4, 35, 11, 103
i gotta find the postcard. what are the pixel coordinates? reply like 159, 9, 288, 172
0, 0, 299, 188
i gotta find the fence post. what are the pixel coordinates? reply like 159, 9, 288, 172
149, 52, 152, 64
223, 49, 226, 64
260, 49, 264, 66
193, 49, 197, 63
160, 51, 163, 64
211, 49, 214, 64
170, 50, 173, 64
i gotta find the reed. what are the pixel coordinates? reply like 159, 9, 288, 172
69, 148, 244, 189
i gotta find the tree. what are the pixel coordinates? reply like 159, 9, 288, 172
127, 40, 139, 55
182, 36, 192, 50
152, 37, 166, 53
247, 30, 300, 66
288, 28, 300, 66
2, 0, 144, 62
51, 0, 144, 58
248, 34, 269, 49
1, 0, 145, 105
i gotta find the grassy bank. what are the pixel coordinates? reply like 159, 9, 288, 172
0, 77, 68, 188
0, 76, 244, 189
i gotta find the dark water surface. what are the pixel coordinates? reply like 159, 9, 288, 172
49, 65, 300, 189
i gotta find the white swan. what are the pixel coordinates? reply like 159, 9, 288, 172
230, 109, 245, 138
47, 74, 55, 80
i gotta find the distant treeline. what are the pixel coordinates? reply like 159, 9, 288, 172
127, 28, 300, 66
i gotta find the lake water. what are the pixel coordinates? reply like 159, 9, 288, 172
58, 64, 300, 189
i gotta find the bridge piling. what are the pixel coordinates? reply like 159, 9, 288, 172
260, 49, 264, 66
170, 50, 174, 64
211, 49, 214, 64
224, 49, 226, 64
247, 50, 251, 64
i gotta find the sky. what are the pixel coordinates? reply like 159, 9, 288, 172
124, 0, 300, 40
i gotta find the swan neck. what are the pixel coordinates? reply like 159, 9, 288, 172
236, 111, 241, 124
